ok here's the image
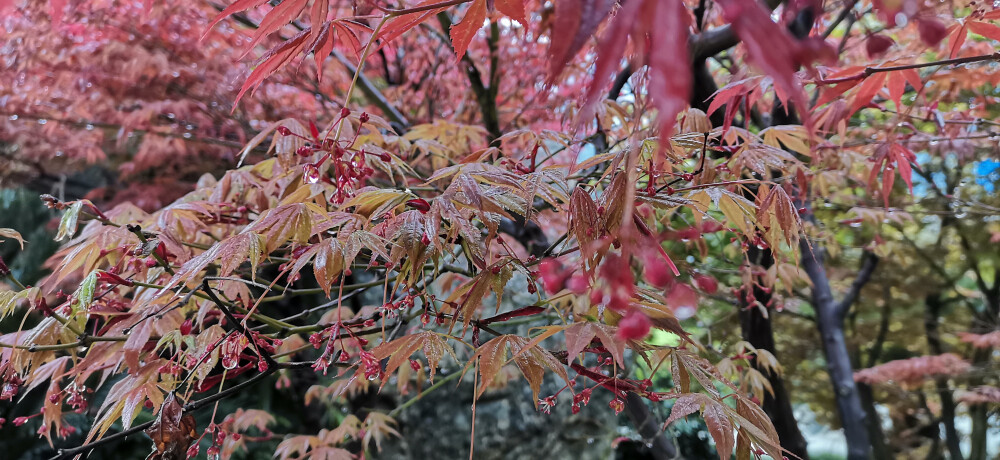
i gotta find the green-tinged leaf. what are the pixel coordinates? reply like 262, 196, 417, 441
55, 201, 84, 241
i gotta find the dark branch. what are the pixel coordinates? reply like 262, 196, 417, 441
834, 251, 879, 319
50, 360, 314, 460
200, 279, 278, 369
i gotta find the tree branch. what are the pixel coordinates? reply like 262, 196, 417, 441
200, 279, 278, 369
50, 360, 314, 460
815, 53, 1000, 84
834, 251, 879, 319
436, 12, 501, 141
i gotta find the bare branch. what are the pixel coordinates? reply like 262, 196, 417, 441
835, 251, 879, 319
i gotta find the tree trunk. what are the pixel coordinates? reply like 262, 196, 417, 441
924, 294, 965, 460
852, 291, 891, 460
968, 290, 998, 460
856, 383, 891, 459
800, 239, 873, 460
624, 392, 682, 460
739, 246, 810, 460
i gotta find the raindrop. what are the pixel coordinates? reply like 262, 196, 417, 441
8, 114, 17, 121
171, 71, 180, 78
182, 132, 192, 139
185, 124, 194, 130
84, 124, 94, 130
37, 119, 47, 125
303, 164, 321, 184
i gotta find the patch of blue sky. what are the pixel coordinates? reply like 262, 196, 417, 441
975, 158, 999, 193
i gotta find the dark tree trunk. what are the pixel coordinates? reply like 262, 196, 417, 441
856, 383, 891, 459
738, 246, 810, 460
800, 240, 876, 460
968, 290, 998, 460
924, 294, 965, 460
852, 290, 891, 460
624, 392, 681, 460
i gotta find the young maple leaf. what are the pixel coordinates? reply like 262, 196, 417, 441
448, 0, 529, 59
581, 0, 692, 141
547, 0, 616, 79
463, 334, 569, 402
715, 0, 825, 123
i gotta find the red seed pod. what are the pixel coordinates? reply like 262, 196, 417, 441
296, 145, 312, 156
616, 310, 652, 341
275, 126, 292, 136
303, 164, 321, 184
608, 398, 625, 415
340, 107, 351, 118
359, 112, 370, 123
406, 198, 431, 213
692, 273, 719, 294
180, 319, 193, 336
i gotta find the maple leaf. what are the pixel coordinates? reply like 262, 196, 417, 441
0, 227, 25, 249
371, 331, 457, 387
563, 321, 625, 366
449, 0, 488, 59
754, 183, 801, 248
378, 0, 452, 47
581, 0, 692, 140
145, 394, 198, 460
236, 29, 311, 104
547, 0, 616, 79
703, 400, 735, 460
715, 0, 812, 120
958, 330, 1000, 349
362, 412, 400, 452
867, 141, 918, 207
160, 232, 265, 293
493, 0, 527, 25
444, 259, 513, 331
464, 334, 569, 401
854, 353, 971, 389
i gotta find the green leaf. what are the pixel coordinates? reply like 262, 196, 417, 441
55, 201, 84, 242
74, 270, 98, 316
